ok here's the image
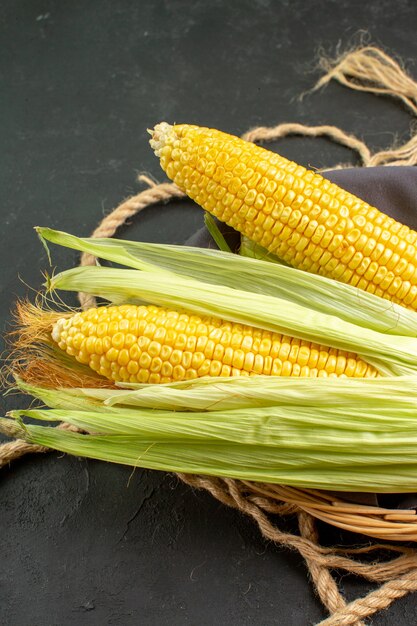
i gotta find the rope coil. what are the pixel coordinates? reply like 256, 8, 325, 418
2, 45, 417, 624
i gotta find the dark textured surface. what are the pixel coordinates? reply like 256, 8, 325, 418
1, 1, 417, 624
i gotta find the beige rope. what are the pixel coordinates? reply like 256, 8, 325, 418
78, 177, 185, 310
298, 512, 364, 626
242, 123, 373, 166
0, 439, 47, 467
369, 132, 417, 167
314, 45, 417, 117
313, 45, 417, 168
0, 422, 82, 468
243, 121, 417, 168
318, 568, 417, 626
2, 44, 417, 626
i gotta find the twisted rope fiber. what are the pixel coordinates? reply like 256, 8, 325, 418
242, 123, 373, 166
314, 46, 417, 117
0, 439, 46, 467
0, 422, 83, 469
318, 569, 417, 626
2, 45, 417, 624
298, 511, 365, 626
78, 178, 186, 310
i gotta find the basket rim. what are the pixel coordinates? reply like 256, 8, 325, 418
242, 481, 417, 541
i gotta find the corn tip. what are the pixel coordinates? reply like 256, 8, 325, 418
149, 122, 175, 157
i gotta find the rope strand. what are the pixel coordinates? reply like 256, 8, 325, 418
78, 177, 185, 309
314, 45, 417, 116
242, 122, 373, 166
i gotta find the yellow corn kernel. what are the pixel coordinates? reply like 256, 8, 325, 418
253, 354, 265, 375
106, 348, 118, 362
151, 122, 417, 311
51, 304, 379, 384
127, 360, 139, 375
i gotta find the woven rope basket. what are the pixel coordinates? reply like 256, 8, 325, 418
243, 483, 417, 542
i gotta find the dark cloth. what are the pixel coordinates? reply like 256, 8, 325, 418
187, 166, 417, 248
186, 166, 417, 509
327, 166, 417, 229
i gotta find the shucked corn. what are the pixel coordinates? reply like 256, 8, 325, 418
51, 304, 378, 384
150, 123, 417, 310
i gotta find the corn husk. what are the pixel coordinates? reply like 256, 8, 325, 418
3, 228, 417, 492
5, 374, 417, 491
38, 227, 417, 336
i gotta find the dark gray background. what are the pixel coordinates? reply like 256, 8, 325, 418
1, 1, 417, 624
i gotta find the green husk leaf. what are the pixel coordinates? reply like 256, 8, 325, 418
15, 379, 109, 410
14, 375, 417, 412
9, 376, 417, 493
13, 401, 417, 442
9, 419, 417, 492
36, 227, 170, 274
239, 236, 287, 264
37, 227, 417, 337
101, 375, 417, 411
203, 213, 232, 253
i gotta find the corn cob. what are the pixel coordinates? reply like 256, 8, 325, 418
51, 304, 378, 383
150, 123, 417, 310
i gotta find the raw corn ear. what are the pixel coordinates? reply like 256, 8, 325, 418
150, 123, 417, 310
6, 230, 417, 494
7, 374, 417, 492
51, 303, 379, 384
